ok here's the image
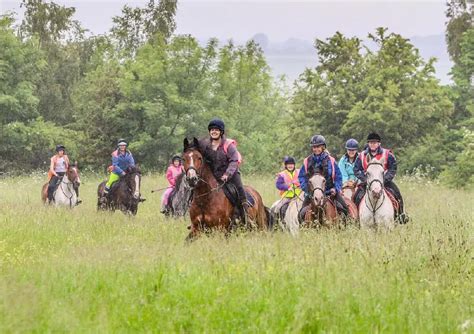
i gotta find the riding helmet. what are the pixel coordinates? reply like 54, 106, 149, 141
284, 156, 296, 165
367, 132, 381, 142
208, 118, 225, 133
117, 138, 128, 146
55, 144, 66, 152
310, 135, 326, 147
345, 138, 359, 150
172, 154, 182, 162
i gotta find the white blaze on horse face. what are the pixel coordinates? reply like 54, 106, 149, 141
187, 152, 197, 179
367, 164, 384, 198
134, 174, 140, 199
310, 174, 325, 205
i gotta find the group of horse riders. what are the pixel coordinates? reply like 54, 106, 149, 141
46, 117, 408, 224
274, 132, 408, 223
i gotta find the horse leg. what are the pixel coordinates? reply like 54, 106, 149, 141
185, 224, 201, 243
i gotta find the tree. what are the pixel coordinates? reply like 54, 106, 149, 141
291, 28, 453, 173
111, 0, 177, 56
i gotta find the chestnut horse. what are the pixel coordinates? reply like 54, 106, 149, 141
182, 138, 267, 241
304, 173, 358, 227
97, 166, 145, 215
41, 164, 81, 208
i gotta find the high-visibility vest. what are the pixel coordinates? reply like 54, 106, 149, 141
278, 169, 302, 198
303, 155, 336, 182
223, 138, 242, 165
360, 149, 389, 171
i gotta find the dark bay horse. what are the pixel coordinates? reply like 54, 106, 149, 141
182, 137, 268, 241
97, 166, 145, 215
165, 172, 193, 217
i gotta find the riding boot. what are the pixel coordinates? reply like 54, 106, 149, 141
47, 175, 59, 203
229, 172, 249, 226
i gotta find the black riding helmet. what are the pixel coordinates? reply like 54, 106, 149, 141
171, 154, 182, 163
208, 118, 225, 134
367, 132, 381, 142
310, 135, 326, 147
284, 156, 296, 165
55, 144, 66, 152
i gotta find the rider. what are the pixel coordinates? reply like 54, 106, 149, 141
161, 155, 184, 214
273, 156, 302, 217
48, 145, 78, 203
199, 118, 248, 224
298, 135, 349, 217
104, 139, 135, 196
353, 132, 408, 223
338, 138, 359, 188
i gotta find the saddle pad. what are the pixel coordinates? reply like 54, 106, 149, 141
223, 183, 255, 207
385, 189, 400, 213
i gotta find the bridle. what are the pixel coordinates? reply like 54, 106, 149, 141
184, 150, 226, 198
365, 162, 386, 215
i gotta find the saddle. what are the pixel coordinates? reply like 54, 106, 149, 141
222, 183, 255, 208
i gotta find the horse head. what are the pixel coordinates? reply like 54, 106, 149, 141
366, 163, 384, 200
183, 137, 202, 188
308, 170, 326, 207
125, 165, 142, 200
67, 162, 81, 188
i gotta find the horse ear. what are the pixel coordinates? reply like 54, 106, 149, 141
193, 137, 199, 148
184, 137, 190, 150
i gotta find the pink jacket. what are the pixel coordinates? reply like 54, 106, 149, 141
166, 165, 183, 187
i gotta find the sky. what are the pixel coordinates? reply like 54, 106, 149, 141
1, 0, 447, 41
1, 0, 451, 82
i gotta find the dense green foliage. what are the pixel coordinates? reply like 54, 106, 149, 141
0, 0, 472, 187
0, 175, 472, 331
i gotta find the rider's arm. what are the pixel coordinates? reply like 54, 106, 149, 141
49, 157, 57, 176
384, 152, 397, 182
353, 156, 366, 183
128, 152, 135, 166
334, 163, 343, 193
298, 163, 308, 194
166, 167, 176, 187
112, 154, 124, 175
223, 143, 239, 178
338, 157, 349, 184
275, 174, 289, 191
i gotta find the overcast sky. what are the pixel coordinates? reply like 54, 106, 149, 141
2, 0, 447, 42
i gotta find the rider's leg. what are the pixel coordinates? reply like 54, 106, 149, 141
335, 192, 349, 216
354, 184, 366, 207
104, 173, 120, 195
384, 180, 408, 223
298, 195, 312, 222
47, 176, 58, 202
229, 171, 248, 225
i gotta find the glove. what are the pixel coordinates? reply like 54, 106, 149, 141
221, 174, 229, 182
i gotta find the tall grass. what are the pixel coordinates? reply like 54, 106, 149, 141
0, 174, 472, 332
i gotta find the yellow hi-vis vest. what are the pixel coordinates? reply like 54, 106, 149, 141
278, 169, 302, 198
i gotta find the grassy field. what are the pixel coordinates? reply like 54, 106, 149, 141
0, 173, 472, 333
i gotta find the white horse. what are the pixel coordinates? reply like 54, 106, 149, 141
270, 192, 305, 236
359, 163, 394, 230
42, 165, 81, 208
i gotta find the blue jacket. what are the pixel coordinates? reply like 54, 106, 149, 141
111, 150, 135, 175
298, 152, 342, 196
354, 146, 397, 183
338, 153, 358, 183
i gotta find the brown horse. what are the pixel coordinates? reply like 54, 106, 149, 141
97, 166, 145, 215
182, 137, 268, 241
303, 173, 358, 227
41, 163, 81, 207
304, 173, 339, 228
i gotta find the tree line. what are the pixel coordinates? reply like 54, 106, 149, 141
0, 0, 472, 188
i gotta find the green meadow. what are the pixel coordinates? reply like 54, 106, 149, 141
0, 174, 472, 333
